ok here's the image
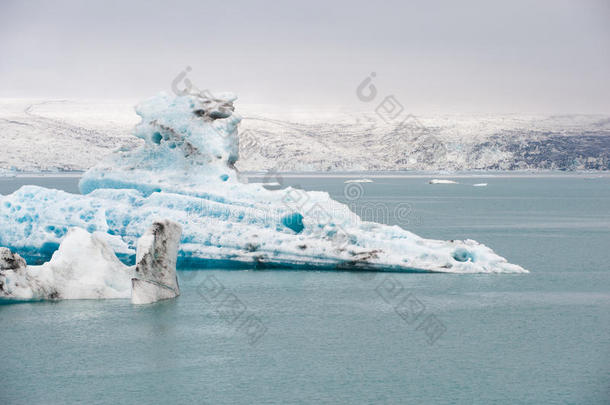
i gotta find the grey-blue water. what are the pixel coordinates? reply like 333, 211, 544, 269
1, 175, 609, 404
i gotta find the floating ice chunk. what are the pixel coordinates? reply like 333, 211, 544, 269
1, 220, 182, 302
345, 179, 373, 183
0, 228, 132, 300
131, 220, 182, 304
429, 179, 458, 184
473, 183, 488, 187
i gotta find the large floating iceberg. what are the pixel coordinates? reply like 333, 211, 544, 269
0, 92, 527, 274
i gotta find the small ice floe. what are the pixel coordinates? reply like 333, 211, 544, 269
473, 183, 488, 187
345, 179, 373, 183
0, 220, 182, 304
0, 228, 131, 300
429, 179, 458, 184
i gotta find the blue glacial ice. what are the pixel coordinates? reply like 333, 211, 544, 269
0, 92, 527, 274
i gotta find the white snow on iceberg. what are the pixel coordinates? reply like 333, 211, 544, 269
0, 228, 131, 300
0, 220, 183, 302
0, 92, 527, 274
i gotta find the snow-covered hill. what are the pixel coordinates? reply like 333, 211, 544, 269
0, 99, 141, 172
1, 98, 608, 173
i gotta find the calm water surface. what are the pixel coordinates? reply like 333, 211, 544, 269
1, 175, 609, 404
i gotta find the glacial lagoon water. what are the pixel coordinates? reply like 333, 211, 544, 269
1, 174, 609, 404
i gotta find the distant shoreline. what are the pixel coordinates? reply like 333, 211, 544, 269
2, 170, 609, 179
0, 171, 85, 178
244, 170, 610, 179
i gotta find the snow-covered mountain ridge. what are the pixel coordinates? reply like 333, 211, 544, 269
1, 98, 608, 173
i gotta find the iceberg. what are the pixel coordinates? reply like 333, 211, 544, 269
0, 92, 527, 274
0, 220, 182, 302
0, 228, 131, 300
429, 179, 458, 184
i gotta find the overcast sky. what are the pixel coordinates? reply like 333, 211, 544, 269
1, 0, 609, 113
